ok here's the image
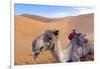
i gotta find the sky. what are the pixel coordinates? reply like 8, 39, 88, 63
15, 3, 94, 18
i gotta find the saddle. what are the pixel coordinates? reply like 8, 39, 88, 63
75, 36, 88, 47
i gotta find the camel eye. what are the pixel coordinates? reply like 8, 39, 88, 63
46, 35, 52, 40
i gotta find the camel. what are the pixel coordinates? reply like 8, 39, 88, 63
32, 30, 94, 63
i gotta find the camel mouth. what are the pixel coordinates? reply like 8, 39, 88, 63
34, 52, 40, 59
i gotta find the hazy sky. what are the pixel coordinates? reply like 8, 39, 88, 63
15, 3, 94, 18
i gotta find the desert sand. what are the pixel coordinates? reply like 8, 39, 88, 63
15, 13, 94, 65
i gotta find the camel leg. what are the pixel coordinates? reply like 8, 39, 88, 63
70, 51, 80, 62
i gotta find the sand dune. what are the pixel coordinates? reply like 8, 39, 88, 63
15, 13, 94, 65
20, 14, 55, 23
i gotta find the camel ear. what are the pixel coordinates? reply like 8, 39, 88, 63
53, 30, 59, 36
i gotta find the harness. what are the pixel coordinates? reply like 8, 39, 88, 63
74, 36, 82, 47
48, 37, 57, 51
